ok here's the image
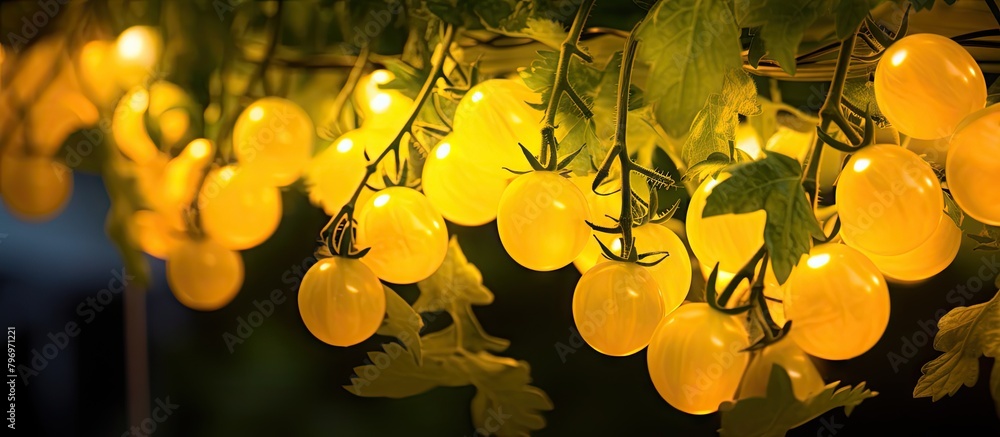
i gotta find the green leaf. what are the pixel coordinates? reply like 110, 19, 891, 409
736, 0, 831, 75
720, 364, 878, 437
636, 0, 742, 138
380, 59, 428, 100
943, 191, 964, 229
913, 289, 1000, 402
559, 117, 600, 176
467, 352, 553, 436
684, 151, 735, 184
477, 1, 567, 49
835, 1, 884, 39
909, 0, 958, 12
842, 78, 890, 128
415, 237, 510, 353
703, 152, 824, 284
377, 285, 425, 365
519, 49, 601, 114
345, 342, 464, 398
682, 68, 761, 167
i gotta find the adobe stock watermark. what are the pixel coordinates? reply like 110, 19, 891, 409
15, 269, 134, 385
339, 0, 404, 55
466, 404, 513, 437
886, 254, 1000, 372
220, 255, 316, 353
5, 0, 72, 53
119, 396, 179, 437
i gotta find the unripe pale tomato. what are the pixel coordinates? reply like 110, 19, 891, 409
686, 175, 766, 273
0, 153, 72, 221
858, 213, 961, 282
132, 210, 181, 259
298, 257, 386, 347
356, 187, 448, 284
352, 69, 413, 131
233, 97, 314, 186
167, 238, 244, 311
837, 144, 942, 256
422, 133, 510, 226
739, 339, 824, 401
112, 87, 160, 165
573, 261, 664, 356
630, 224, 691, 315
304, 128, 379, 215
497, 171, 590, 271
946, 104, 1000, 225
647, 303, 750, 415
452, 79, 542, 174
113, 26, 161, 88
875, 33, 986, 139
783, 244, 890, 360
199, 165, 282, 251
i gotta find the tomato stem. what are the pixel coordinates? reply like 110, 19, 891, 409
319, 45, 371, 140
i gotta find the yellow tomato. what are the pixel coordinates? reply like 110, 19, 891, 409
647, 303, 750, 415
78, 40, 120, 106
352, 69, 413, 131
739, 339, 824, 400
571, 174, 649, 273
305, 128, 378, 215
199, 165, 283, 251
147, 81, 196, 151
113, 87, 160, 165
298, 257, 386, 347
946, 104, 1000, 225
0, 153, 72, 221
113, 26, 162, 88
837, 144, 942, 256
233, 97, 314, 186
629, 224, 691, 315
686, 176, 766, 273
875, 33, 986, 139
156, 140, 213, 229
573, 261, 664, 356
859, 213, 961, 282
422, 133, 510, 226
735, 123, 762, 159
783, 244, 890, 360
497, 171, 590, 271
132, 210, 181, 259
452, 79, 543, 174
166, 238, 244, 311
356, 187, 448, 284
765, 127, 844, 191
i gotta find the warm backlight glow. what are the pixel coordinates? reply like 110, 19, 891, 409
373, 193, 390, 208
248, 106, 265, 122
336, 138, 354, 153
890, 49, 907, 67
471, 91, 484, 103
117, 27, 149, 59
807, 253, 830, 269
370, 94, 392, 113
852, 158, 870, 172
435, 142, 452, 159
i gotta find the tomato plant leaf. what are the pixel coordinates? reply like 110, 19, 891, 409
913, 289, 1000, 402
943, 191, 964, 228
636, 0, 742, 138
736, 0, 829, 75
842, 78, 890, 128
377, 285, 425, 365
968, 226, 1000, 251
467, 352, 553, 436
682, 68, 761, 167
836, 1, 884, 39
702, 152, 824, 284
909, 0, 957, 12
477, 1, 567, 49
720, 364, 878, 437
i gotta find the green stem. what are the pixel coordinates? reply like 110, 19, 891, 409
322, 24, 455, 255
320, 45, 370, 139
614, 35, 640, 257
539, 0, 596, 169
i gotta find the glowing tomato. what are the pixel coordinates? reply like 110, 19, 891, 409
422, 133, 510, 226
858, 213, 961, 282
356, 187, 448, 283
875, 33, 986, 139
739, 339, 824, 400
233, 97, 314, 187
133, 210, 181, 259
735, 123, 762, 159
686, 175, 766, 273
0, 154, 72, 221
647, 303, 750, 415
452, 79, 542, 174
352, 69, 413, 131
113, 87, 160, 165
764, 128, 844, 191
783, 244, 890, 360
166, 238, 244, 311
630, 224, 691, 315
946, 104, 1000, 225
199, 165, 283, 251
837, 144, 942, 256
298, 257, 386, 347
571, 174, 649, 273
573, 261, 664, 356
78, 40, 120, 106
113, 26, 162, 88
304, 128, 378, 215
155, 140, 213, 230
497, 171, 590, 271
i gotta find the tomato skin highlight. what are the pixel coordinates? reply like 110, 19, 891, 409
496, 171, 591, 272
298, 257, 386, 347
305, 128, 379, 215
837, 144, 942, 256
356, 187, 449, 284
167, 238, 244, 311
946, 103, 1000, 226
422, 133, 510, 226
875, 33, 986, 140
573, 261, 664, 356
783, 244, 890, 361
647, 303, 750, 415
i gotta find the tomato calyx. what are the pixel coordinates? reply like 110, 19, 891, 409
704, 246, 791, 351
323, 208, 370, 260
